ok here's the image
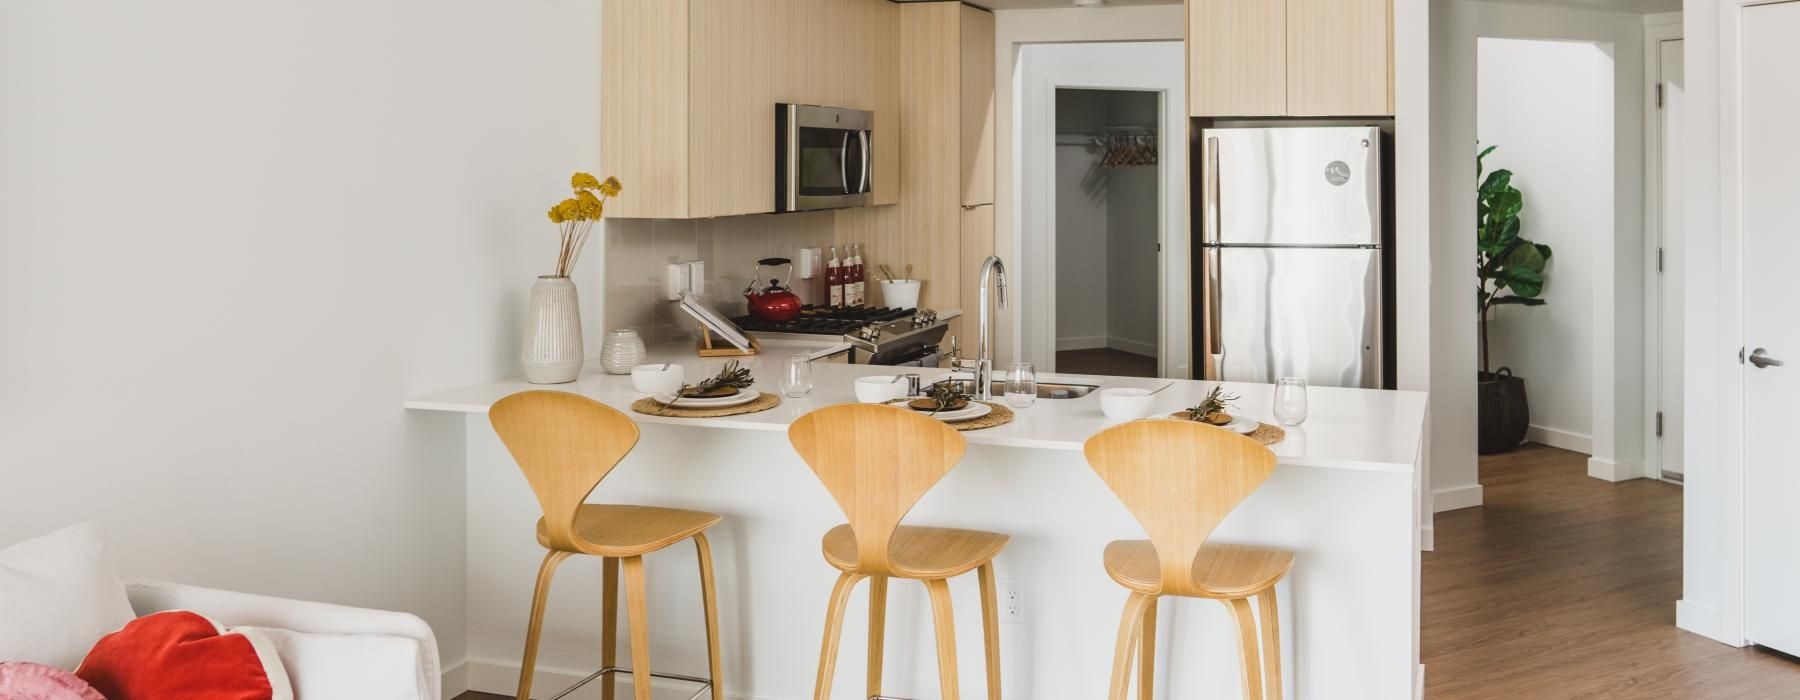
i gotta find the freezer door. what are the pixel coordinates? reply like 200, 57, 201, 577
1205, 247, 1382, 388
1203, 127, 1382, 246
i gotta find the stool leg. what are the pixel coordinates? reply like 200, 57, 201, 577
622, 556, 653, 700
924, 578, 960, 700
1107, 592, 1150, 700
867, 575, 888, 699
694, 534, 725, 700
601, 557, 618, 700
1224, 597, 1264, 700
977, 563, 1002, 700
1138, 597, 1158, 700
814, 572, 863, 700
517, 550, 573, 700
1258, 587, 1282, 700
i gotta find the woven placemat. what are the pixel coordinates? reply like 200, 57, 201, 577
632, 392, 782, 418
1164, 413, 1286, 445
882, 400, 1016, 431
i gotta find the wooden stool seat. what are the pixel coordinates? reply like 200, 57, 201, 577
822, 524, 1010, 579
536, 504, 723, 558
1103, 540, 1294, 598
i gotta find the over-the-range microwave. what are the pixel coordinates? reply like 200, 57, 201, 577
775, 103, 873, 213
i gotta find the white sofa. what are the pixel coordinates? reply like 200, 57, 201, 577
124, 580, 442, 700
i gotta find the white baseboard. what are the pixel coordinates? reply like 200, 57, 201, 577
1107, 335, 1158, 357
1587, 456, 1646, 482
1676, 600, 1744, 647
1415, 663, 1427, 700
465, 658, 767, 700
1055, 335, 1107, 351
1432, 484, 1484, 512
440, 660, 469, 700
1526, 425, 1592, 454
1420, 524, 1435, 552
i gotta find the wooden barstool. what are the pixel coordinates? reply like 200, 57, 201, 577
1083, 419, 1291, 700
787, 403, 1008, 700
489, 391, 725, 700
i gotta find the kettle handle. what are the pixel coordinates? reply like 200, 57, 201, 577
758, 257, 792, 266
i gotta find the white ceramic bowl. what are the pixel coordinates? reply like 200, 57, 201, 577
1100, 387, 1156, 421
854, 375, 910, 404
631, 363, 685, 395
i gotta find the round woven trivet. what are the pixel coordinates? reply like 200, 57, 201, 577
1164, 413, 1286, 445
632, 392, 782, 418
882, 400, 1016, 431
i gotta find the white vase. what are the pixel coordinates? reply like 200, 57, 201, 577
522, 276, 584, 384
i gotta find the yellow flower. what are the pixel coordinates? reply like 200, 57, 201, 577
599, 176, 622, 197
571, 172, 601, 191
547, 204, 565, 224
576, 190, 604, 220
554, 199, 580, 222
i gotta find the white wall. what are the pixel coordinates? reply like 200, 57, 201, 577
0, 0, 607, 682
1478, 37, 1617, 454
1429, 0, 1647, 513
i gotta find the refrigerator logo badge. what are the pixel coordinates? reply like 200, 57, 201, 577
1324, 161, 1353, 186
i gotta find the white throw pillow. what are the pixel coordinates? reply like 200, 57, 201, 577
241, 627, 424, 700
0, 522, 136, 670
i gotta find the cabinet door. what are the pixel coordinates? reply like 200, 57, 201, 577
1187, 0, 1286, 117
602, 0, 692, 218
956, 204, 995, 347
960, 5, 995, 207
1286, 0, 1392, 116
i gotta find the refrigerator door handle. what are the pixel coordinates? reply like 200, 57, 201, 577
1205, 247, 1224, 379
1205, 136, 1221, 245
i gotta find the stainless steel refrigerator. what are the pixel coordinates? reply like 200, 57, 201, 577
1200, 126, 1390, 389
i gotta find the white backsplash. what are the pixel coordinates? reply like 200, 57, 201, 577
603, 212, 840, 346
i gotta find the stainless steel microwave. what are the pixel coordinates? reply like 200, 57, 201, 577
776, 104, 873, 213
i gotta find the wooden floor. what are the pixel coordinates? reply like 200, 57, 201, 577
1424, 442, 1800, 698
1056, 347, 1157, 377
458, 443, 1800, 700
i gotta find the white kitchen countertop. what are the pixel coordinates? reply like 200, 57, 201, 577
407, 341, 1426, 473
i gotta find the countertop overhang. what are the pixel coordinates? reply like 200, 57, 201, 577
408, 343, 1427, 474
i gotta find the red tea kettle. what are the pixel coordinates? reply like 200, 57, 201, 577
744, 257, 803, 322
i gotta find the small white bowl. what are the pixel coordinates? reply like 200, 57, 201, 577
1100, 387, 1156, 421
854, 375, 910, 404
631, 363, 684, 395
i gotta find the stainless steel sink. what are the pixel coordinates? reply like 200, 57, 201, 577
927, 379, 1099, 399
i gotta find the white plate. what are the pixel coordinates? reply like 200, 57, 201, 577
1223, 415, 1259, 434
654, 389, 761, 408
917, 402, 993, 423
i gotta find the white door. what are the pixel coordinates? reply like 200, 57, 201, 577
1742, 0, 1800, 656
1657, 39, 1686, 478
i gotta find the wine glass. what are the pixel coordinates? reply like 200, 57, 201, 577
780, 354, 814, 398
1005, 362, 1038, 408
1274, 377, 1309, 426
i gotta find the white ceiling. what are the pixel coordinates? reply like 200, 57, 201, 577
909, 0, 1680, 15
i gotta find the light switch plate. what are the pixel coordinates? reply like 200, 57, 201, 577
687, 261, 705, 295
665, 263, 690, 301
797, 248, 822, 279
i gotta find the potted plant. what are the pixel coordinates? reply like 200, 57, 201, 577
522, 172, 621, 384
1475, 146, 1552, 454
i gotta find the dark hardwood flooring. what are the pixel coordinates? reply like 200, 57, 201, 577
1423, 442, 1800, 698
458, 443, 1800, 699
1056, 347, 1157, 377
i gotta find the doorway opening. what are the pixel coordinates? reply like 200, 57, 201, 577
1053, 88, 1162, 378
1015, 41, 1189, 379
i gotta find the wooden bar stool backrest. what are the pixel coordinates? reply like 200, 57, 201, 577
489, 391, 642, 553
1083, 419, 1277, 597
788, 404, 969, 577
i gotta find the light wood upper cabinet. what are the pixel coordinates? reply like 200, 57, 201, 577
1186, 0, 1392, 117
604, 0, 899, 219
1286, 0, 1392, 116
1187, 0, 1287, 117
960, 4, 995, 207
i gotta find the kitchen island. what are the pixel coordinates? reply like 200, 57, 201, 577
409, 344, 1427, 699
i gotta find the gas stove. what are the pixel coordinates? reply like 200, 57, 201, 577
730, 306, 958, 366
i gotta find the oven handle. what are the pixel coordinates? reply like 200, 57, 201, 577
858, 130, 870, 194
841, 132, 852, 195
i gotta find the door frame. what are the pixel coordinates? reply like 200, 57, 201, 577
1642, 14, 1683, 482
1016, 42, 1191, 378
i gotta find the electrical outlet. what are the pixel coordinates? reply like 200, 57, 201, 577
665, 263, 690, 301
999, 579, 1024, 623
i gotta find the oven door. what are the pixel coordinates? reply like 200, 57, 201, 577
777, 104, 872, 212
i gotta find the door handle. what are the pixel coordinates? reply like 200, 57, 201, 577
858, 130, 870, 194
1750, 348, 1785, 368
841, 132, 852, 195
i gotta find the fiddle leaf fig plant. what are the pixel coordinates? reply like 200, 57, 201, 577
1476, 145, 1553, 375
